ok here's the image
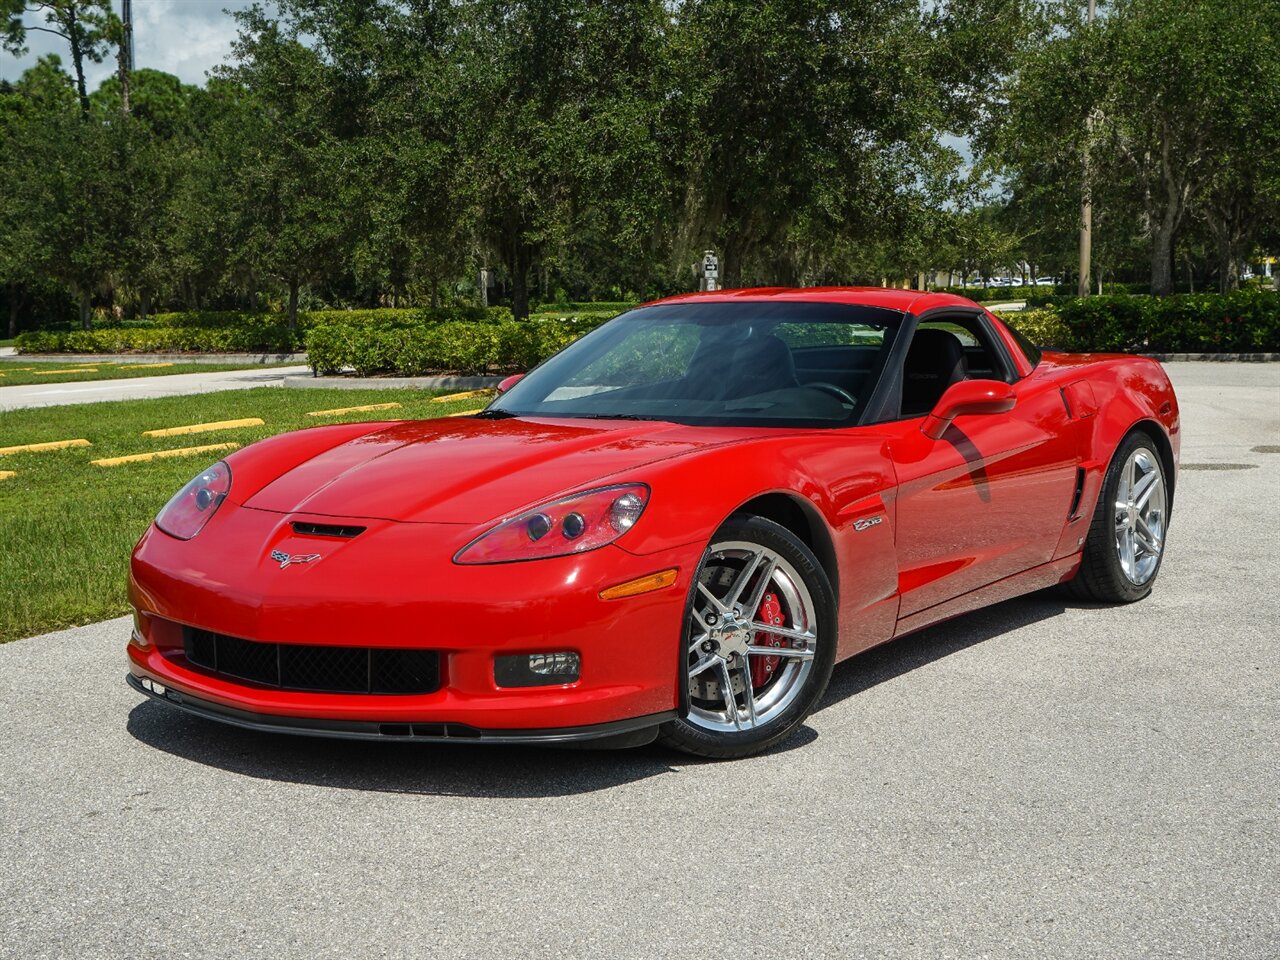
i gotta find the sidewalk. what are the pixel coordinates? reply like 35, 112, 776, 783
0, 365, 310, 411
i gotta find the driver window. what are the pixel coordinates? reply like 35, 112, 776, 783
900, 317, 1006, 417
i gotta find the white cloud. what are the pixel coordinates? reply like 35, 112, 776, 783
1, 0, 266, 87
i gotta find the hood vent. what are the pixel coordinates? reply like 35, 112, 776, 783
291, 521, 367, 539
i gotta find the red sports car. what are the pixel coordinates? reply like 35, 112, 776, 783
127, 288, 1179, 758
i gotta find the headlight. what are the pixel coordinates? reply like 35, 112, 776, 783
454, 483, 649, 564
155, 461, 232, 540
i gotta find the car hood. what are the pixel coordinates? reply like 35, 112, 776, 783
242, 416, 755, 524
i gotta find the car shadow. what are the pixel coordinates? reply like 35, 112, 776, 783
126, 589, 1078, 798
816, 588, 1075, 710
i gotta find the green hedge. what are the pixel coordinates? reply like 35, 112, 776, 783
996, 291, 1279, 352
939, 285, 1058, 302
13, 306, 516, 354
14, 325, 302, 353
306, 318, 609, 376
997, 308, 1074, 349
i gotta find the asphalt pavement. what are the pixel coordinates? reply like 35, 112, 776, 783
1, 363, 1277, 959
0, 365, 311, 410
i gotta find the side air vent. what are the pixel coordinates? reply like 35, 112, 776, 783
1068, 467, 1086, 519
292, 521, 366, 539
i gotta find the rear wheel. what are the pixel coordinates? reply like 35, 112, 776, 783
659, 516, 836, 759
1066, 431, 1170, 603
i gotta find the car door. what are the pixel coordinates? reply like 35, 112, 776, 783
886, 314, 1079, 617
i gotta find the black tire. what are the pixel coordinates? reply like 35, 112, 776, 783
659, 515, 837, 759
1065, 429, 1171, 603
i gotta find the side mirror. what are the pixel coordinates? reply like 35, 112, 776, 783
921, 379, 1016, 440
496, 373, 524, 394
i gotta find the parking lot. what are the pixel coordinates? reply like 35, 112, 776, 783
1, 362, 1276, 960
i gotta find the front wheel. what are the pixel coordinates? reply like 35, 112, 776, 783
659, 516, 837, 759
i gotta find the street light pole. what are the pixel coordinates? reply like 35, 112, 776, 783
1078, 0, 1096, 298
117, 0, 134, 114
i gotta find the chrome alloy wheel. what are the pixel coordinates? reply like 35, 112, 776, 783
1114, 446, 1166, 585
685, 540, 818, 733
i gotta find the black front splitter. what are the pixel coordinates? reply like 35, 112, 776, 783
126, 673, 674, 749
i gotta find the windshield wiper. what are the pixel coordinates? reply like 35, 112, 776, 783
575, 413, 665, 421
472, 408, 517, 419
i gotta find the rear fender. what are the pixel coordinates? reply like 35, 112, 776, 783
1051, 356, 1179, 560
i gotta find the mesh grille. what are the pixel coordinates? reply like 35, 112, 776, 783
183, 628, 439, 695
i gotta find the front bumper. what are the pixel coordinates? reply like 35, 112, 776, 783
127, 507, 699, 736
127, 674, 676, 747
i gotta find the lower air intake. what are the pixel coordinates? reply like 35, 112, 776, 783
183, 628, 439, 695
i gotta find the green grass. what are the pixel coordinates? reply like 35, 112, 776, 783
0, 386, 489, 643
0, 359, 299, 387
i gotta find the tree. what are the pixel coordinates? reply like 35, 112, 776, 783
215, 10, 352, 327
986, 0, 1280, 295
2, 1, 118, 115
0, 56, 120, 329
452, 0, 673, 318
668, 0, 1024, 288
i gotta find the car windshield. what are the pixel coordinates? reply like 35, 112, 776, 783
488, 301, 904, 427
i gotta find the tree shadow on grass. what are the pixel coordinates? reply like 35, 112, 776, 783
126, 589, 1074, 798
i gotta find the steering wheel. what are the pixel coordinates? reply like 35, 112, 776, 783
805, 382, 857, 407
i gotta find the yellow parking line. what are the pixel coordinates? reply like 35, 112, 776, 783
0, 471, 14, 481
91, 442, 239, 468
306, 402, 401, 417
142, 418, 264, 438
431, 389, 495, 404
34, 368, 98, 375
446, 407, 486, 418
0, 438, 91, 456
119, 363, 175, 369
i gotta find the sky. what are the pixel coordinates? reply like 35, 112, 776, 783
1, 1, 263, 87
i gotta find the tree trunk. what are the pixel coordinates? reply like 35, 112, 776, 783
79, 290, 92, 330
511, 261, 529, 321
66, 3, 91, 116
1219, 240, 1240, 293
8, 293, 19, 340
287, 279, 300, 330
140, 289, 150, 322
1149, 216, 1177, 296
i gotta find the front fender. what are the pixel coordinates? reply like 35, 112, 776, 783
614, 431, 901, 662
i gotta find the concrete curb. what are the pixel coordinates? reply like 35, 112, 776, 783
9, 352, 306, 365
284, 374, 503, 391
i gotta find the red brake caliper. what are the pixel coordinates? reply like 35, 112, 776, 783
750, 592, 785, 688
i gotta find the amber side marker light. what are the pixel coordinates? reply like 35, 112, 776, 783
599, 568, 679, 601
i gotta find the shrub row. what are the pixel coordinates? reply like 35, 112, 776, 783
306, 317, 610, 376
1001, 292, 1280, 352
939, 284, 1059, 302
996, 308, 1074, 349
14, 325, 303, 354
142, 306, 513, 329
13, 306, 518, 354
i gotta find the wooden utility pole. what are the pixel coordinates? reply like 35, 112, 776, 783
1077, 0, 1095, 297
